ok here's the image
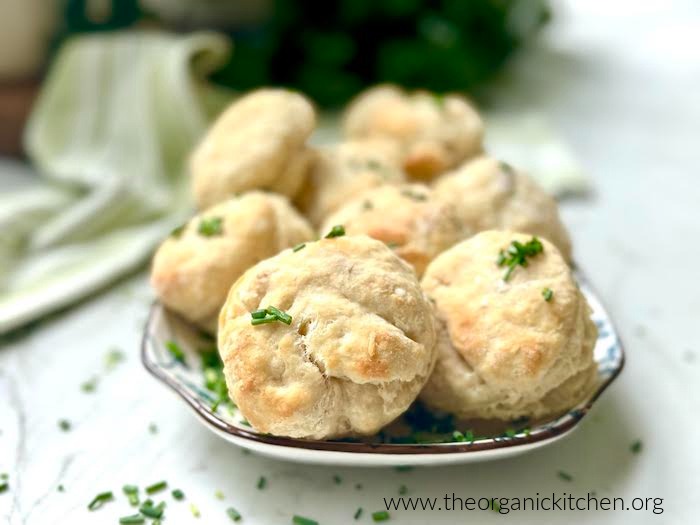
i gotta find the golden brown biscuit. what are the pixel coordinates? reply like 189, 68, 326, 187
433, 156, 573, 261
296, 138, 405, 226
343, 85, 483, 180
218, 235, 437, 439
191, 89, 316, 209
420, 230, 597, 421
151, 192, 314, 332
320, 184, 464, 276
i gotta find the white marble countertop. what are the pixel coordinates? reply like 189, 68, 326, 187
2, 1, 699, 523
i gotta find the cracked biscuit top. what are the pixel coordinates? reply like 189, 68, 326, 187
217, 235, 437, 439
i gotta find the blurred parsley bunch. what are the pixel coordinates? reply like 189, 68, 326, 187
216, 0, 550, 107
58, 0, 550, 108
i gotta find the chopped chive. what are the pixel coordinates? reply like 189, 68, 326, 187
145, 481, 167, 495
0, 473, 7, 480
523, 427, 531, 436
215, 490, 224, 500
123, 485, 139, 506
542, 288, 554, 301
171, 489, 185, 500
198, 216, 223, 237
558, 471, 573, 482
57, 484, 64, 492
505, 428, 516, 438
165, 341, 186, 364
491, 500, 501, 513
398, 484, 408, 495
251, 308, 268, 319
355, 483, 362, 490
497, 237, 544, 281
87, 491, 114, 510
80, 377, 98, 393
58, 419, 71, 432
333, 474, 342, 485
257, 476, 267, 490
324, 225, 345, 238
630, 440, 642, 454
251, 315, 278, 325
148, 423, 158, 434
292, 243, 306, 252
227, 507, 242, 521
190, 503, 200, 518
267, 306, 292, 324
0, 482, 8, 494
140, 502, 164, 519
292, 516, 319, 525
354, 507, 363, 520
465, 429, 475, 443
394, 466, 413, 472
119, 515, 145, 524
372, 510, 390, 522
105, 348, 125, 369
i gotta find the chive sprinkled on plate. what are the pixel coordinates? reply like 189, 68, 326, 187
123, 485, 139, 506
227, 507, 242, 521
105, 348, 125, 369
145, 481, 167, 495
505, 428, 516, 438
398, 484, 408, 495
293, 243, 306, 252
558, 471, 573, 482
496, 237, 544, 281
87, 491, 114, 510
165, 340, 186, 364
354, 507, 363, 520
80, 377, 97, 393
119, 514, 145, 524
58, 419, 71, 432
148, 423, 158, 434
333, 474, 342, 485
215, 489, 224, 500
324, 224, 345, 238
198, 216, 223, 236
57, 484, 64, 492
630, 440, 642, 454
0, 482, 8, 494
170, 224, 185, 238
250, 306, 292, 326
372, 510, 390, 522
171, 489, 184, 500
292, 516, 319, 525
190, 503, 200, 517
140, 500, 165, 519
257, 476, 267, 490
491, 500, 501, 513
542, 287, 554, 301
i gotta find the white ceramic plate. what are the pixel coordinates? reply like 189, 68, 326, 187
141, 273, 624, 467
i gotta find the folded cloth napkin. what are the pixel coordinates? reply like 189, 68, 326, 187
0, 30, 232, 334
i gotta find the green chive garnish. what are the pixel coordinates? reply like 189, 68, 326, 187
148, 423, 158, 434
215, 490, 224, 500
145, 481, 167, 495
354, 507, 363, 520
140, 501, 164, 518
198, 216, 223, 236
630, 440, 642, 454
325, 225, 345, 238
172, 489, 184, 500
57, 484, 64, 492
398, 484, 408, 495
558, 471, 573, 482
165, 341, 186, 364
0, 482, 8, 494
170, 224, 185, 238
58, 419, 71, 432
496, 237, 544, 281
257, 476, 267, 490
105, 348, 125, 369
505, 428, 516, 438
227, 507, 242, 521
293, 243, 306, 252
250, 307, 292, 326
190, 503, 200, 517
372, 510, 390, 522
333, 475, 342, 485
80, 377, 97, 393
292, 516, 319, 525
87, 491, 114, 510
542, 288, 554, 301
491, 500, 501, 513
123, 485, 139, 506
119, 515, 145, 524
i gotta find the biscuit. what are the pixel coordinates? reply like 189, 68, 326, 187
218, 235, 437, 439
420, 230, 597, 420
433, 156, 573, 261
343, 85, 483, 180
320, 184, 464, 276
296, 138, 405, 226
191, 89, 316, 209
151, 192, 314, 332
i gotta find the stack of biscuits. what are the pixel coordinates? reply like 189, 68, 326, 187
150, 87, 596, 440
